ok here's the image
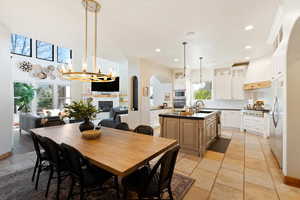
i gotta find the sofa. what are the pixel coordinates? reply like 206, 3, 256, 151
98, 107, 128, 128
19, 113, 65, 134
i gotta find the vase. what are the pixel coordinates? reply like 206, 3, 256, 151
79, 118, 94, 132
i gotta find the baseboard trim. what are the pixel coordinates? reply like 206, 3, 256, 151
284, 176, 300, 188
0, 151, 12, 160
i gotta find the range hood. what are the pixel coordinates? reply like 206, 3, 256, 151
243, 57, 272, 90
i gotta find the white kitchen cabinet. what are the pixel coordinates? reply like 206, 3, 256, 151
221, 110, 241, 129
150, 109, 172, 127
271, 47, 285, 80
241, 112, 270, 138
231, 69, 245, 100
214, 67, 245, 100
214, 68, 232, 99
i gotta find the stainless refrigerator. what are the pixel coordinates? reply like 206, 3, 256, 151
269, 76, 284, 168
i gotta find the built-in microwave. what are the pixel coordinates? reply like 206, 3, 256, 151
174, 90, 186, 97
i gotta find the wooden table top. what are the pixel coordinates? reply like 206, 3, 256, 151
31, 123, 177, 176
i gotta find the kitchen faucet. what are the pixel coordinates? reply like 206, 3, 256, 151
195, 100, 205, 112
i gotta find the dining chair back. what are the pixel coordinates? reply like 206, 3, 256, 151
38, 136, 67, 199
60, 143, 86, 179
30, 132, 43, 163
133, 125, 154, 136
39, 137, 61, 166
30, 132, 49, 189
150, 145, 179, 191
115, 122, 130, 131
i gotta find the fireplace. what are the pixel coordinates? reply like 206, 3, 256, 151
98, 101, 113, 112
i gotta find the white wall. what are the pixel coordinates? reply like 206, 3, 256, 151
285, 14, 300, 179
0, 24, 13, 156
140, 59, 173, 125
150, 76, 172, 107
126, 58, 142, 128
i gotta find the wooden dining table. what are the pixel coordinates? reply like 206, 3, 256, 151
31, 123, 177, 177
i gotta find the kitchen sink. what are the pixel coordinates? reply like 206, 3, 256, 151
197, 110, 214, 114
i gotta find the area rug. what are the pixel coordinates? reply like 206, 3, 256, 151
208, 137, 231, 153
0, 167, 194, 200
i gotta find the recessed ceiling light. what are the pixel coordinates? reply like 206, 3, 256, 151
174, 58, 179, 62
245, 57, 250, 60
245, 45, 252, 50
155, 48, 161, 52
245, 25, 254, 31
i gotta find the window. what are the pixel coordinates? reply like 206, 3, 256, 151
192, 81, 212, 101
57, 47, 72, 64
10, 34, 32, 57
36, 40, 54, 61
36, 84, 54, 112
57, 85, 71, 109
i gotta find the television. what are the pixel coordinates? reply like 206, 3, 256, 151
91, 77, 120, 92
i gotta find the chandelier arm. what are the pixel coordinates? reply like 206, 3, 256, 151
93, 8, 98, 73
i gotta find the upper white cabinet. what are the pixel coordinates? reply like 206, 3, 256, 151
214, 68, 232, 99
214, 67, 246, 100
272, 47, 285, 80
231, 69, 246, 100
245, 57, 272, 84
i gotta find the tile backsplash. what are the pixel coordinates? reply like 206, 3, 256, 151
203, 100, 247, 109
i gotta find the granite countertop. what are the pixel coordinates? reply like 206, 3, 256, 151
203, 107, 243, 111
159, 110, 219, 120
150, 107, 173, 111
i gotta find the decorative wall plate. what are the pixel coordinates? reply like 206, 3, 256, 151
37, 72, 47, 79
18, 61, 33, 72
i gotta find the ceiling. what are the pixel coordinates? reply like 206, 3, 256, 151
0, 0, 279, 68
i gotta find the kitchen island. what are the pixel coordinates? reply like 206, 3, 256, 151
159, 110, 220, 156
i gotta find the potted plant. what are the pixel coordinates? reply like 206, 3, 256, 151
14, 82, 35, 113
64, 98, 98, 131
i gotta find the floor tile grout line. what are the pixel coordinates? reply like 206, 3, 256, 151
206, 131, 233, 200
243, 131, 246, 200
258, 137, 281, 200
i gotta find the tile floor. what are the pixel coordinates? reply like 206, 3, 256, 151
179, 129, 300, 200
1, 128, 300, 200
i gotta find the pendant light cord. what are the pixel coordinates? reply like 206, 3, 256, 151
183, 42, 187, 77
83, 0, 88, 72
199, 57, 203, 84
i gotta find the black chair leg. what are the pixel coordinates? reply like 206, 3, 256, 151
56, 171, 61, 200
80, 185, 84, 200
45, 167, 54, 198
35, 165, 42, 190
168, 186, 174, 200
67, 177, 75, 200
123, 186, 127, 200
32, 159, 39, 182
114, 176, 120, 199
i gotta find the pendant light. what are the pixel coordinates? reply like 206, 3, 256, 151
182, 42, 187, 78
60, 0, 115, 82
199, 57, 206, 89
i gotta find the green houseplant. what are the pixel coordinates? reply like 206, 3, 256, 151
194, 89, 211, 100
14, 82, 35, 112
64, 98, 98, 131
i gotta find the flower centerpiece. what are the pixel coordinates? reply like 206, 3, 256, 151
64, 98, 98, 132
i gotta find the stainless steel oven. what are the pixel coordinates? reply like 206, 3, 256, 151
174, 89, 186, 98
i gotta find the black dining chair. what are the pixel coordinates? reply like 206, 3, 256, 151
60, 143, 119, 200
133, 125, 154, 136
30, 132, 49, 190
122, 145, 180, 200
115, 122, 130, 131
38, 136, 69, 199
